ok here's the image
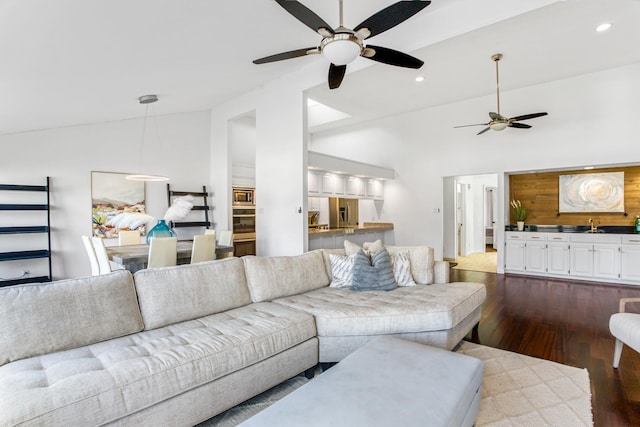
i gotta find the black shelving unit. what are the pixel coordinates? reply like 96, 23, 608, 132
166, 184, 212, 230
0, 177, 52, 287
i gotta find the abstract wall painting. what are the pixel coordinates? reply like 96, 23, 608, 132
91, 172, 147, 238
559, 172, 624, 213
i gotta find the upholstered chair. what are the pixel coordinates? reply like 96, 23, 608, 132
609, 297, 640, 368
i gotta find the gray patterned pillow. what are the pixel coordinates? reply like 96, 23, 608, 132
391, 250, 417, 287
351, 248, 397, 291
329, 253, 355, 288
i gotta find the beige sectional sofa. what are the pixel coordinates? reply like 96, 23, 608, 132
0, 247, 485, 426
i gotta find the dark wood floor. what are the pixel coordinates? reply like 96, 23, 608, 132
451, 269, 640, 426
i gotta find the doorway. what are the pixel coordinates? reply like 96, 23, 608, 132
443, 174, 498, 273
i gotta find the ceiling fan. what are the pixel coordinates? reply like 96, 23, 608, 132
253, 0, 431, 89
454, 53, 548, 135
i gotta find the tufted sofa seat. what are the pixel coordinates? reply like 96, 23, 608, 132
273, 282, 485, 361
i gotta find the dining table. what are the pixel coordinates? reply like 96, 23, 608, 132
106, 241, 234, 273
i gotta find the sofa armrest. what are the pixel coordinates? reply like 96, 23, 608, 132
433, 260, 450, 284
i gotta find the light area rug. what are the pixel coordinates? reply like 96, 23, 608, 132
199, 341, 593, 427
454, 251, 498, 273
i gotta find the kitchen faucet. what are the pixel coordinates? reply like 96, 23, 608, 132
588, 218, 597, 233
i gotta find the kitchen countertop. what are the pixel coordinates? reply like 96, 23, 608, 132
308, 222, 393, 237
505, 224, 638, 234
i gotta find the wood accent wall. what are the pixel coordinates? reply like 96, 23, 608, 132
509, 166, 640, 226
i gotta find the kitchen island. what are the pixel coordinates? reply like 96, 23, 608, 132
308, 222, 393, 250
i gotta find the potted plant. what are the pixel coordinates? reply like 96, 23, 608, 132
510, 199, 528, 231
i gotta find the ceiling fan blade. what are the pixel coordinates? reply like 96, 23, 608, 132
453, 123, 489, 128
477, 127, 492, 135
509, 122, 532, 129
354, 1, 431, 39
328, 64, 347, 89
363, 45, 423, 69
274, 0, 335, 35
253, 47, 318, 64
510, 112, 548, 121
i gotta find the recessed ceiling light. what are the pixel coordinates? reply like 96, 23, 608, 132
415, 76, 425, 82
596, 22, 612, 32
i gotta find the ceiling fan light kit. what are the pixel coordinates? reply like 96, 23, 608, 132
321, 34, 362, 65
253, 0, 431, 89
454, 53, 548, 135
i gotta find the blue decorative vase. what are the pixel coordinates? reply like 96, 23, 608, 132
146, 219, 176, 244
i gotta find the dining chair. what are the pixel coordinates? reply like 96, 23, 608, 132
191, 234, 216, 264
610, 297, 640, 368
82, 235, 100, 276
92, 237, 116, 275
118, 230, 141, 246
218, 230, 233, 246
147, 237, 177, 269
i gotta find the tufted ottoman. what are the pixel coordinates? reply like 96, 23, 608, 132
239, 336, 484, 427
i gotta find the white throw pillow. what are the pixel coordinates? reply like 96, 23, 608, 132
390, 250, 416, 287
344, 239, 384, 256
329, 253, 356, 288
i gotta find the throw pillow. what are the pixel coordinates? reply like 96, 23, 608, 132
329, 253, 356, 288
391, 250, 417, 287
344, 239, 384, 256
351, 248, 397, 292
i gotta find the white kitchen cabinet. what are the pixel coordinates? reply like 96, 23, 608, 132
346, 177, 364, 197
375, 180, 384, 199
334, 175, 346, 196
525, 236, 547, 273
569, 242, 594, 278
321, 174, 334, 196
621, 236, 640, 282
569, 234, 621, 280
504, 232, 525, 272
308, 171, 320, 195
547, 234, 570, 275
593, 244, 620, 280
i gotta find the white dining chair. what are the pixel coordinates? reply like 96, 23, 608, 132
218, 230, 233, 246
82, 235, 100, 276
147, 237, 177, 268
92, 237, 116, 275
118, 230, 141, 246
191, 234, 216, 264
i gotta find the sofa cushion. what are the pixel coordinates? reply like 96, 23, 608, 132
386, 245, 434, 285
0, 302, 317, 426
134, 257, 251, 330
243, 250, 330, 302
273, 282, 486, 337
328, 253, 355, 288
0, 270, 143, 366
391, 250, 417, 287
351, 249, 397, 291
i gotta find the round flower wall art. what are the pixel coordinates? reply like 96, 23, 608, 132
558, 172, 624, 213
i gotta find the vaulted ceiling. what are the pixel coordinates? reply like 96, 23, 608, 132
0, 0, 638, 135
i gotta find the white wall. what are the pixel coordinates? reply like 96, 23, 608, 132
0, 110, 211, 280
229, 115, 257, 187
310, 63, 640, 261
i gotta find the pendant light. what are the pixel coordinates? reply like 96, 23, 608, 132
126, 94, 170, 182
